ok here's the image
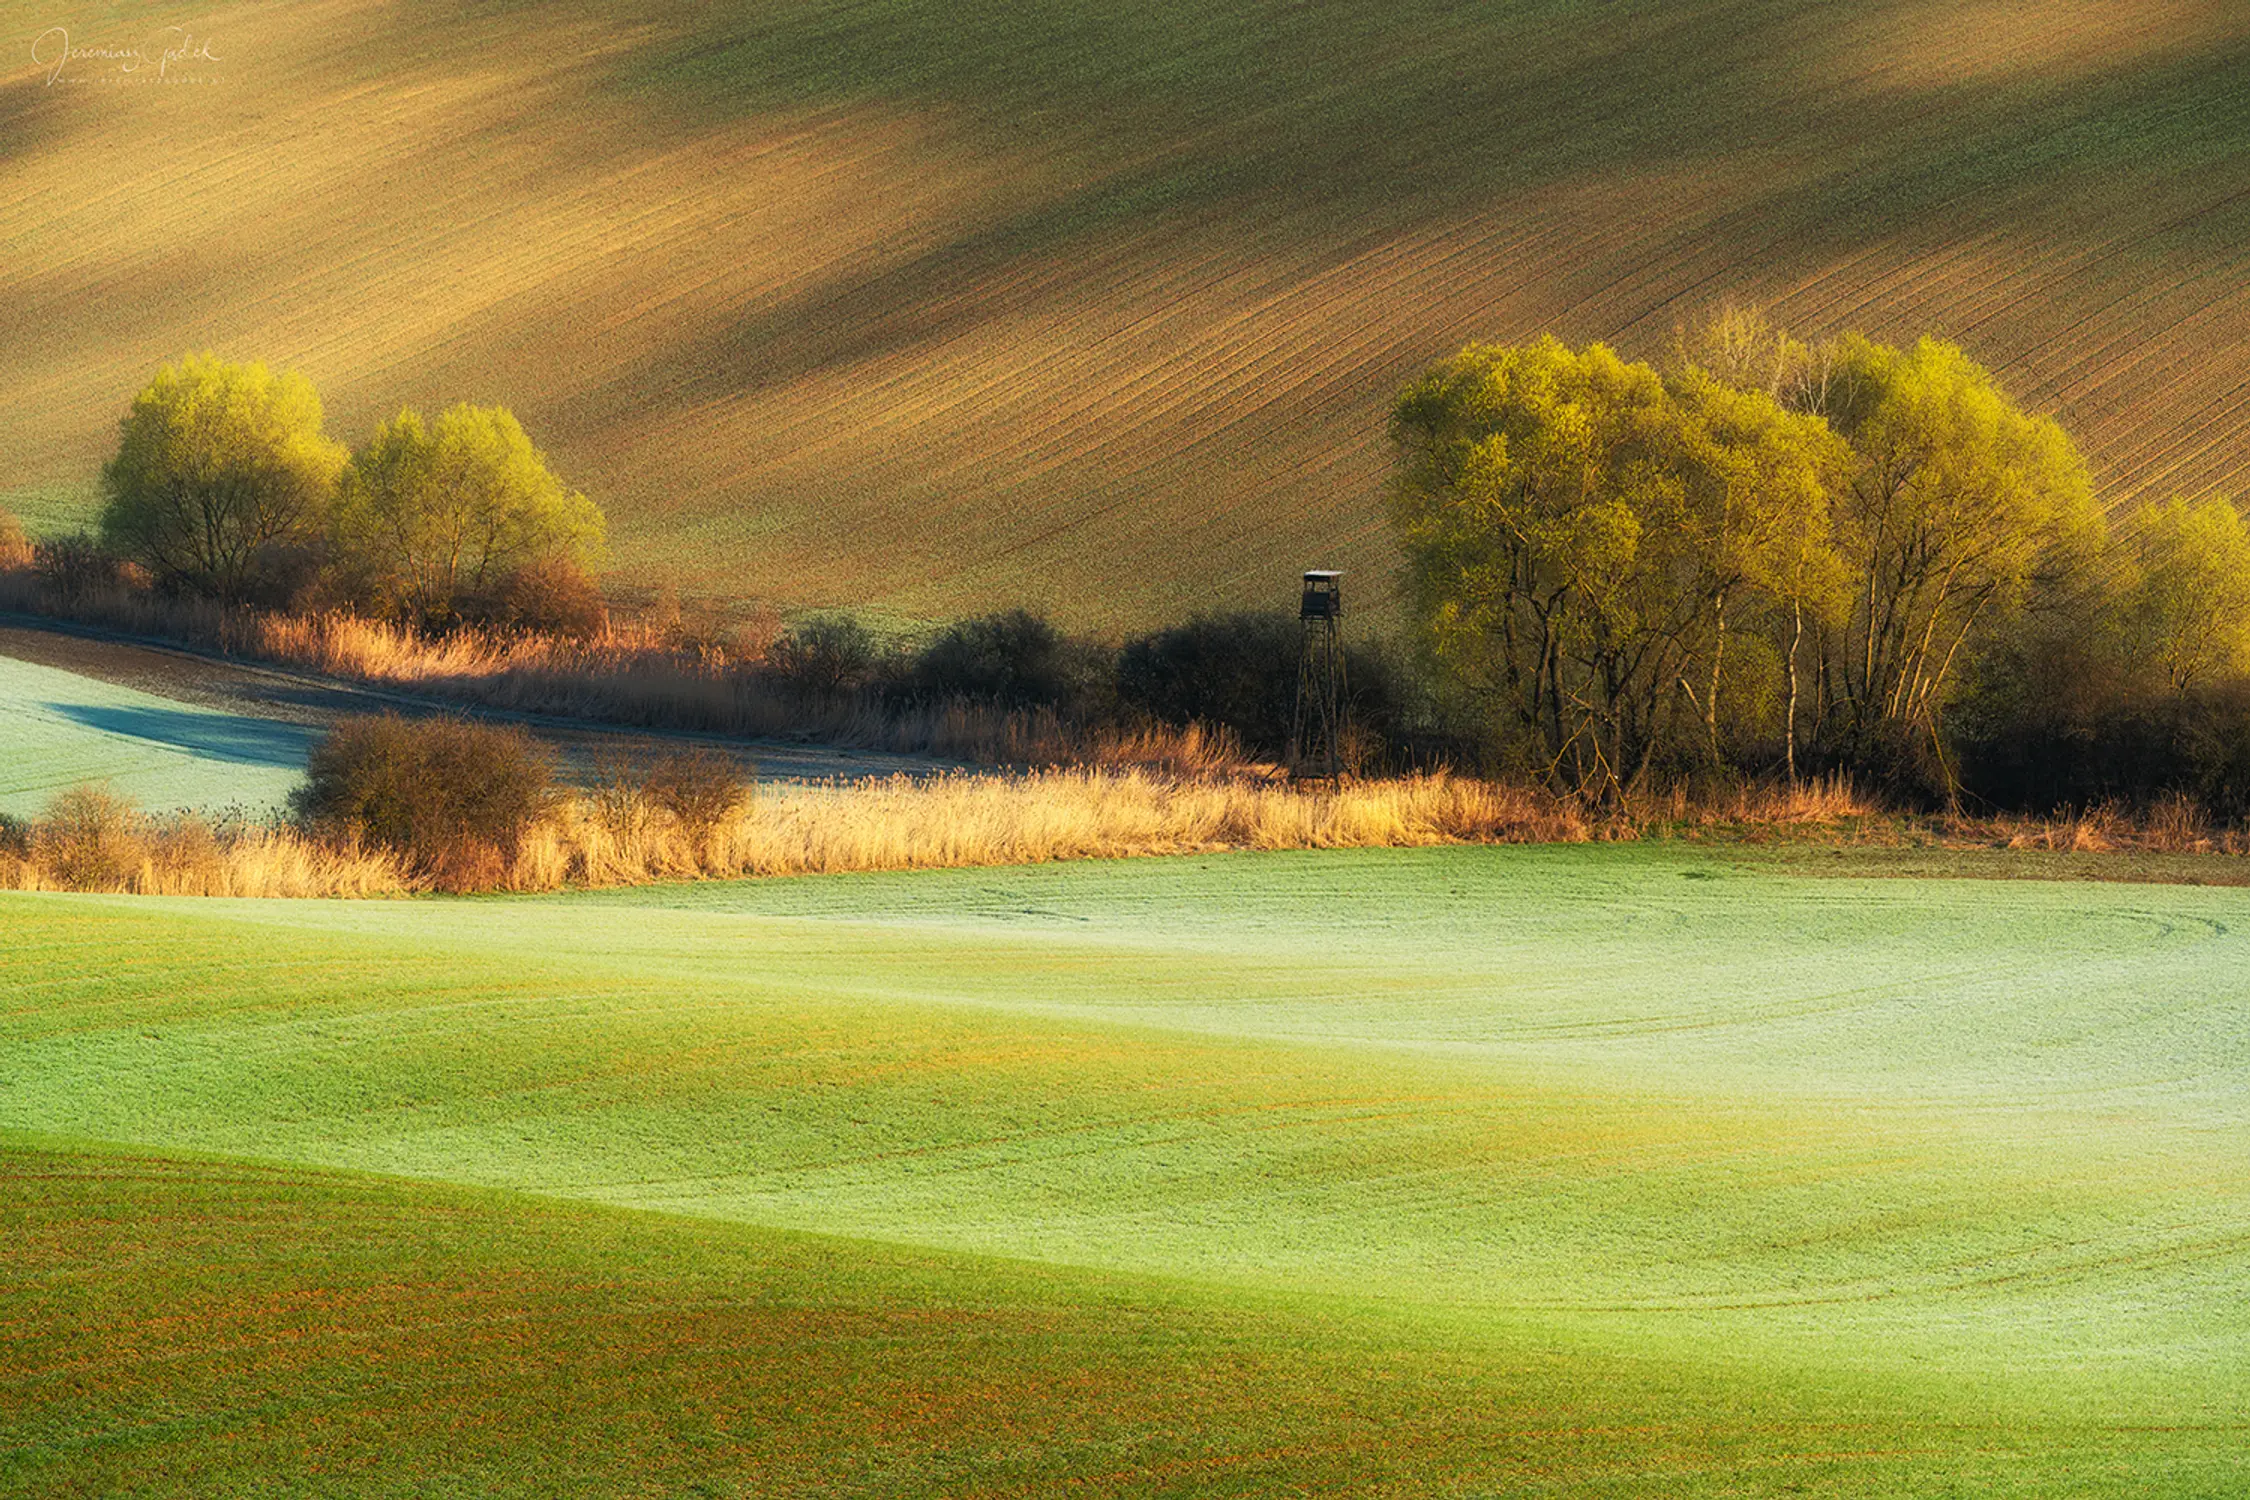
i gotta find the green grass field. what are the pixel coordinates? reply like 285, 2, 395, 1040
8, 2, 2250, 625
0, 653, 311, 818
4, 846, 2245, 1494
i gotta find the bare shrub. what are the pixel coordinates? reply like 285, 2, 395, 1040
30, 785, 147, 890
904, 610, 1114, 718
460, 555, 608, 640
293, 715, 553, 887
767, 616, 884, 694
570, 748, 752, 883
0, 510, 29, 571
34, 534, 125, 600
586, 753, 658, 842
643, 748, 751, 837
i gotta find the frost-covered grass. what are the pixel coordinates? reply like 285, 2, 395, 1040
0, 653, 311, 818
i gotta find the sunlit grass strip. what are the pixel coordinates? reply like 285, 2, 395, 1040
1, 771, 1588, 898
0, 787, 408, 898
532, 769, 1588, 888
16, 764, 2240, 901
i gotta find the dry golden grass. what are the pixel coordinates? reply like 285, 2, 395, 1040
7, 3, 2250, 625
515, 769, 1586, 889
1978, 794, 2250, 856
1, 771, 1585, 898
17, 764, 2250, 901
0, 787, 408, 898
1611, 773, 1872, 833
1634, 777, 2250, 858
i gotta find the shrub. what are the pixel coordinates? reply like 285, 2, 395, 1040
34, 533, 126, 599
31, 785, 146, 890
1118, 612, 1408, 762
1118, 612, 1301, 753
642, 748, 751, 836
292, 714, 554, 887
905, 610, 1114, 716
767, 616, 884, 695
459, 555, 607, 639
0, 510, 29, 570
238, 538, 328, 611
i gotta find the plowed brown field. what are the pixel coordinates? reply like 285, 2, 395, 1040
6, 0, 2249, 627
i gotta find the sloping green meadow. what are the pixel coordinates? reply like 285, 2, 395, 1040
3, 846, 2246, 1494
0, 653, 310, 818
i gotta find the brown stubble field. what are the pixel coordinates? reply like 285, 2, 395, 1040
5, 0, 2250, 627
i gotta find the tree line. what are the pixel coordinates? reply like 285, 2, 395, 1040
96, 352, 605, 630
1388, 314, 2250, 811
40, 335, 2250, 815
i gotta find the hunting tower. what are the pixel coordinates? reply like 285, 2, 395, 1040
1290, 570, 1344, 779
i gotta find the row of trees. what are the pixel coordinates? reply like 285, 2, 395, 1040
99, 353, 604, 627
1390, 317, 2247, 807
65, 338, 2250, 813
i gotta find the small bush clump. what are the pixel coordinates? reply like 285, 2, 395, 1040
1118, 611, 1408, 763
29, 785, 147, 890
0, 509, 30, 571
904, 610, 1115, 717
34, 534, 126, 600
767, 616, 885, 695
642, 748, 752, 837
1118, 612, 1302, 754
292, 715, 554, 889
458, 556, 608, 640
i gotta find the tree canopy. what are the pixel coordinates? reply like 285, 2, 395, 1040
1809, 334, 2101, 760
1391, 328, 2100, 799
2119, 495, 2250, 696
1390, 336, 1842, 796
98, 353, 348, 600
332, 404, 604, 624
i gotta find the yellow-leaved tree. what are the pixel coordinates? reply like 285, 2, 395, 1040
1389, 336, 1843, 798
2121, 496, 2250, 696
99, 353, 348, 601
332, 404, 604, 627
1809, 336, 2102, 776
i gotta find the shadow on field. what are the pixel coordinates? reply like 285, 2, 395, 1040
45, 703, 317, 769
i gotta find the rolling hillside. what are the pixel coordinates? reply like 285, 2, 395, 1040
5, 847, 2247, 1492
6, 0, 2250, 627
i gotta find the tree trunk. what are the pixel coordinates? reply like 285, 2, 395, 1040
1785, 593, 1802, 786
1707, 590, 1726, 768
